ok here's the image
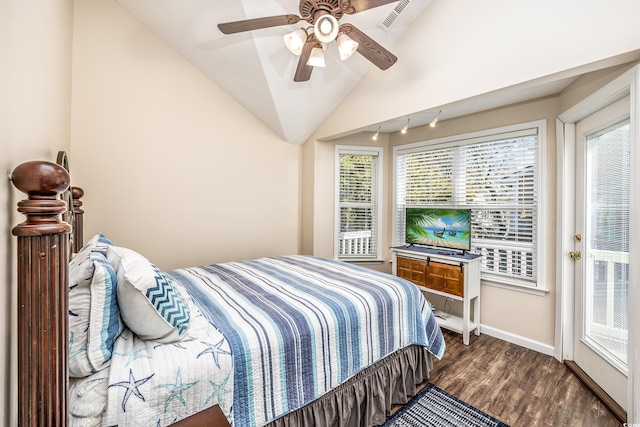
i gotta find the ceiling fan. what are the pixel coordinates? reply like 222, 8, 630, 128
218, 0, 399, 82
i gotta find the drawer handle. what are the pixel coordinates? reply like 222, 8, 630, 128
459, 262, 463, 273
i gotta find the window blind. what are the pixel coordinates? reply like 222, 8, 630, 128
395, 125, 541, 287
337, 149, 381, 259
584, 119, 630, 366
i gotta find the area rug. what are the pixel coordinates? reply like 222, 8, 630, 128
382, 383, 510, 427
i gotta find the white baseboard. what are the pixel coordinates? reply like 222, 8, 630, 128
480, 324, 555, 357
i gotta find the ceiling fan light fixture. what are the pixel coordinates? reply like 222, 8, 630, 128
307, 45, 326, 67
336, 34, 359, 60
284, 28, 308, 55
314, 14, 339, 43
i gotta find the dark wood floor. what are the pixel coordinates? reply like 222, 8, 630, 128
411, 330, 621, 427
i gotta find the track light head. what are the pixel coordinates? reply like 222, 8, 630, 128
430, 110, 441, 128
372, 126, 381, 141
401, 117, 410, 134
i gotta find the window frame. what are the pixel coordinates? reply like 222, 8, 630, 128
334, 145, 384, 262
392, 120, 548, 294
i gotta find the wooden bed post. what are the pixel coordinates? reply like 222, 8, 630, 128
71, 186, 84, 253
11, 161, 72, 427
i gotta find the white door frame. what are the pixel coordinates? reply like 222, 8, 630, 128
556, 64, 640, 422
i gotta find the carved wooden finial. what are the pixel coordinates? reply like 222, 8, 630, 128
71, 186, 85, 253
12, 160, 70, 195
71, 186, 84, 215
11, 161, 72, 237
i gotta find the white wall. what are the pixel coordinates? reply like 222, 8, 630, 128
70, 0, 301, 270
0, 1, 74, 424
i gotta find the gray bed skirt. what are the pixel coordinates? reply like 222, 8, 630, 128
265, 345, 434, 427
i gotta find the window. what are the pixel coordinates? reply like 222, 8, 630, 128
335, 146, 383, 260
394, 121, 545, 290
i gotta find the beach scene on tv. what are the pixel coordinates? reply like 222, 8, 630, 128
405, 207, 471, 251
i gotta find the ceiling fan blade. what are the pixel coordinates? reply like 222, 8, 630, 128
340, 24, 397, 70
341, 0, 399, 14
294, 37, 316, 82
218, 15, 301, 34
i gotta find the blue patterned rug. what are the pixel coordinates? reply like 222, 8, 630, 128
382, 384, 510, 427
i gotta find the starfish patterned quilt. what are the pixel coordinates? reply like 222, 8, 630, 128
71, 255, 444, 427
102, 301, 234, 427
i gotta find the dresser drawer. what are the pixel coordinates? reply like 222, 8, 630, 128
425, 261, 464, 297
396, 256, 427, 287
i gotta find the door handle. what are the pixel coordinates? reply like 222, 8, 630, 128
569, 250, 582, 260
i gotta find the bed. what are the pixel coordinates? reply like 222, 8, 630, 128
10, 153, 445, 427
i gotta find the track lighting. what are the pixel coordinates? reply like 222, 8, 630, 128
372, 126, 381, 141
430, 110, 441, 128
401, 117, 410, 134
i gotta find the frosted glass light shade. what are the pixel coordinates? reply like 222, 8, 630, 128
306, 46, 326, 67
314, 14, 339, 43
336, 34, 358, 60
284, 29, 307, 55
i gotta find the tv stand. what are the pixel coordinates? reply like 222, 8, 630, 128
391, 246, 481, 345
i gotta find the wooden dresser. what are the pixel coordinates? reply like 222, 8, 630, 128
392, 246, 481, 345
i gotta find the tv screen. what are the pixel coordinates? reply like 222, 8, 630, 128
405, 207, 471, 252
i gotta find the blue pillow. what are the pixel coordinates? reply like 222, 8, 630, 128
68, 234, 123, 377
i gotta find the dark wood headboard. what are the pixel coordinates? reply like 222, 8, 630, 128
11, 154, 229, 427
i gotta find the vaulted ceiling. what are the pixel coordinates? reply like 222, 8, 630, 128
117, 0, 433, 145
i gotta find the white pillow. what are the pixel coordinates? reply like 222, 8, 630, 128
69, 366, 110, 423
68, 233, 123, 377
106, 246, 191, 342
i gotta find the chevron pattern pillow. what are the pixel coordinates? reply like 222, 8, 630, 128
106, 246, 191, 342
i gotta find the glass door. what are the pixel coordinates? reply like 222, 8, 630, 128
573, 96, 630, 410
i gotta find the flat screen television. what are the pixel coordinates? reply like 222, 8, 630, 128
405, 207, 472, 253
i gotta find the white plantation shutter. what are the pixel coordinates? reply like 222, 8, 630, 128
336, 147, 382, 260
395, 123, 543, 288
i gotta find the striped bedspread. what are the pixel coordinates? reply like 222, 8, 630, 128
168, 255, 445, 427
